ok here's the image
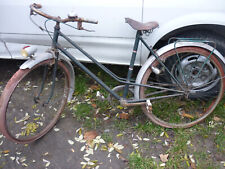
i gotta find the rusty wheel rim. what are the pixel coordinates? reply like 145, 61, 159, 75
139, 47, 225, 128
0, 59, 70, 143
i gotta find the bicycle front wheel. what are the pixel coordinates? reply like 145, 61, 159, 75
139, 46, 225, 128
0, 59, 70, 143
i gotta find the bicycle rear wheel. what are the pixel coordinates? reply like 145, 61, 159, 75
139, 46, 225, 128
0, 59, 70, 143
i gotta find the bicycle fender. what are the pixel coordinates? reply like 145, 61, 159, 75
19, 52, 75, 101
134, 42, 225, 99
20, 52, 53, 69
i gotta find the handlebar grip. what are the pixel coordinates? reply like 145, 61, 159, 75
84, 18, 98, 24
33, 3, 42, 9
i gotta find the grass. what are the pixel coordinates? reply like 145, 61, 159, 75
214, 129, 225, 152
71, 103, 102, 129
114, 119, 129, 131
134, 122, 163, 137
165, 129, 192, 168
194, 151, 220, 169
72, 103, 92, 120
101, 133, 113, 143
128, 152, 158, 169
74, 74, 88, 95
69, 63, 225, 168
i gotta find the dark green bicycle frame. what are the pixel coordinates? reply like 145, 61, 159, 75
51, 22, 183, 105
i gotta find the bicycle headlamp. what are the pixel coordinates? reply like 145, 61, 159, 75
21, 46, 37, 58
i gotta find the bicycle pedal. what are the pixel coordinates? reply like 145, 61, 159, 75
151, 66, 161, 74
146, 99, 152, 112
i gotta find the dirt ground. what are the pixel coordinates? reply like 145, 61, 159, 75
0, 59, 224, 169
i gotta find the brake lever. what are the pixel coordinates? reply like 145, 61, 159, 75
30, 3, 42, 15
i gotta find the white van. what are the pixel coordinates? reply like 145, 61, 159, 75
1, 0, 225, 65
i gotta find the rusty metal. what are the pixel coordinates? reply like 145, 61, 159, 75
0, 60, 71, 143
30, 3, 98, 25
120, 99, 147, 107
139, 46, 225, 128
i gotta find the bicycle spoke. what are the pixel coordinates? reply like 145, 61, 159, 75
1, 59, 70, 143
139, 46, 224, 128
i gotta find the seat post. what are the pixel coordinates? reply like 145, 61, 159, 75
123, 30, 142, 98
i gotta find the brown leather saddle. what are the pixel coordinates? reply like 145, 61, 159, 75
125, 18, 159, 31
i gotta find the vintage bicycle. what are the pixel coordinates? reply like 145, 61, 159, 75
0, 4, 224, 143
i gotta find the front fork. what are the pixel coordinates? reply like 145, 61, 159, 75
34, 22, 60, 106
33, 51, 59, 106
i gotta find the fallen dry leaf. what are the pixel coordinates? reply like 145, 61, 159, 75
10, 157, 15, 161
22, 163, 28, 167
43, 159, 50, 167
93, 136, 105, 144
91, 104, 97, 108
119, 112, 129, 119
3, 150, 10, 154
54, 127, 60, 132
68, 140, 74, 145
159, 154, 169, 163
119, 154, 128, 162
189, 154, 195, 163
184, 154, 190, 167
160, 163, 166, 167
84, 131, 98, 144
90, 85, 100, 90
113, 143, 124, 154
85, 148, 94, 155
108, 143, 114, 152
116, 133, 123, 137
101, 145, 108, 151
190, 162, 196, 169
186, 140, 191, 145
43, 152, 49, 156
164, 132, 169, 138
132, 143, 138, 149
213, 116, 221, 122
76, 128, 82, 135
103, 117, 109, 121
164, 140, 169, 146
117, 105, 124, 110
181, 112, 194, 119
75, 135, 86, 143
146, 100, 152, 112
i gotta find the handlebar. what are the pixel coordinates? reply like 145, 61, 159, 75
30, 3, 98, 28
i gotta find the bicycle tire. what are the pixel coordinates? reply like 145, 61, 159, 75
0, 59, 70, 143
139, 46, 225, 128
